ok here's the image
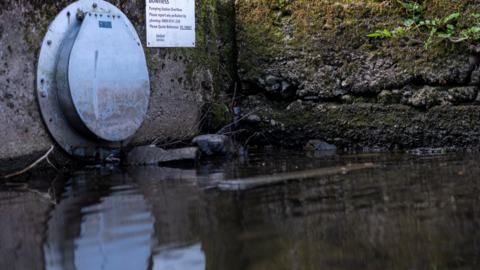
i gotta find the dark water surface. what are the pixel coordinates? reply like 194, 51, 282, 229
2, 150, 480, 270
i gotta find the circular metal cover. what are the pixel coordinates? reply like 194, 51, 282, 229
57, 11, 149, 142
36, 0, 150, 160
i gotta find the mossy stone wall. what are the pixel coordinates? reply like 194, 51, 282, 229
236, 0, 480, 99
239, 96, 480, 149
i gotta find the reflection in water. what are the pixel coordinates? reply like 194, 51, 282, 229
44, 174, 156, 270
153, 243, 205, 270
0, 189, 51, 270
1, 150, 480, 269
72, 189, 154, 270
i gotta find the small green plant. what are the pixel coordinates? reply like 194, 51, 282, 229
279, 0, 284, 9
368, 1, 480, 51
399, 1, 423, 20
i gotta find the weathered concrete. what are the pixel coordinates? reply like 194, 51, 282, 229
0, 7, 53, 162
0, 0, 237, 174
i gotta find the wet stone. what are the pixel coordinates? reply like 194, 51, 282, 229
192, 134, 245, 157
265, 76, 277, 85
407, 86, 477, 108
475, 92, 480, 104
305, 140, 337, 151
334, 89, 349, 96
245, 114, 261, 124
378, 89, 403, 105
281, 81, 295, 99
124, 146, 200, 165
470, 68, 480, 86
341, 93, 355, 104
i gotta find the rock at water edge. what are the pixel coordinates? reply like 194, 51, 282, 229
192, 134, 245, 157
305, 140, 337, 151
125, 146, 200, 165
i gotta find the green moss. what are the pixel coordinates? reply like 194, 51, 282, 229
210, 103, 232, 128
180, 0, 238, 98
236, 0, 477, 88
354, 96, 377, 103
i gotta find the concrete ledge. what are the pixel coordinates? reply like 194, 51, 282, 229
240, 97, 480, 149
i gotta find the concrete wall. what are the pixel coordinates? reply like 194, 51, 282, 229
0, 0, 237, 173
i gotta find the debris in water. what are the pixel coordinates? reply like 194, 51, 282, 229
214, 163, 378, 191
407, 147, 456, 154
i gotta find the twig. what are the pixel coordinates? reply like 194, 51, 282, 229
410, 26, 480, 52
157, 140, 183, 147
166, 134, 180, 144
148, 89, 249, 145
404, 36, 424, 44
214, 164, 378, 191
260, 132, 272, 145
45, 157, 59, 171
413, 2, 420, 34
244, 132, 258, 146
222, 129, 245, 136
2, 145, 55, 179
198, 121, 207, 134
4, 182, 28, 186
51, 151, 61, 167
231, 82, 237, 108
194, 104, 213, 135
153, 136, 169, 146
219, 105, 271, 131
50, 174, 59, 201
219, 63, 233, 82
160, 125, 183, 145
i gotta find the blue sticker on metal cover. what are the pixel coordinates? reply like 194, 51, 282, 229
99, 21, 112, 28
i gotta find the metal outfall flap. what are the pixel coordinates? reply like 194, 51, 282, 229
36, 0, 150, 160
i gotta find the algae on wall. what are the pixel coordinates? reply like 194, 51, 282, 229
232, 0, 480, 150
236, 0, 480, 100
238, 95, 480, 149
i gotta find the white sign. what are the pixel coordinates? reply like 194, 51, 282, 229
146, 0, 195, 47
